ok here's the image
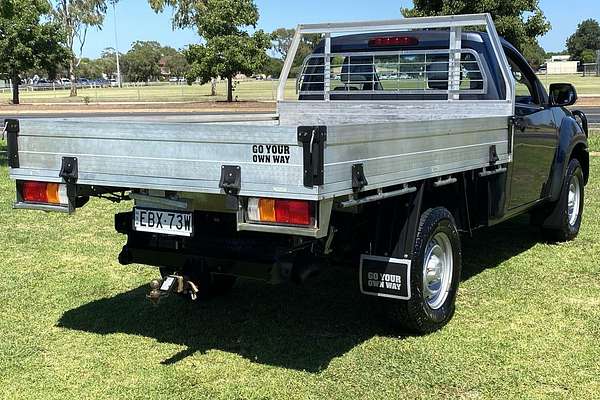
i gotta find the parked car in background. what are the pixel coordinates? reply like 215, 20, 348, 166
93, 78, 110, 88
76, 78, 91, 88
33, 79, 52, 88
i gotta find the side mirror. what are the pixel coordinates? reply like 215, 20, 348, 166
549, 83, 578, 107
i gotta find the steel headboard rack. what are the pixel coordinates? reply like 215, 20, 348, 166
277, 13, 515, 112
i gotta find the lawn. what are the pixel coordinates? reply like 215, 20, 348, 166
537, 73, 600, 96
0, 74, 599, 105
588, 129, 600, 152
0, 80, 298, 104
0, 136, 599, 399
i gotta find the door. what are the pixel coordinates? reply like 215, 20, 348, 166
505, 48, 558, 209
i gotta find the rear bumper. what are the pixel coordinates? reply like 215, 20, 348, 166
115, 211, 316, 282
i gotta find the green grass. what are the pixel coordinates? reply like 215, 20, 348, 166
537, 73, 600, 95
0, 80, 297, 104
589, 129, 599, 152
1, 139, 600, 399
1, 74, 599, 104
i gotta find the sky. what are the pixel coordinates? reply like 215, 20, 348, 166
83, 0, 600, 58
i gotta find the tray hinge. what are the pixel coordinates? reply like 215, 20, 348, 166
352, 163, 368, 192
298, 126, 327, 188
5, 119, 20, 168
219, 165, 241, 210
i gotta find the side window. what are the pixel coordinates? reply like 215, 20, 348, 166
505, 51, 539, 106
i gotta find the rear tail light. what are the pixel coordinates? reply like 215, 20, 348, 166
20, 181, 68, 205
247, 198, 313, 226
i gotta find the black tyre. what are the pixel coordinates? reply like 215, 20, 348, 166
160, 267, 237, 301
541, 158, 584, 242
385, 207, 462, 334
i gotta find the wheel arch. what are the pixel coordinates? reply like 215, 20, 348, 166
570, 141, 589, 186
548, 116, 588, 201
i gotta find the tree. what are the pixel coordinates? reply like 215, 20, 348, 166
161, 46, 188, 79
0, 0, 69, 104
77, 57, 104, 79
566, 19, 600, 62
261, 57, 284, 79
271, 28, 321, 65
272, 28, 295, 60
402, 0, 551, 53
98, 47, 121, 78
121, 41, 163, 83
149, 0, 272, 102
521, 41, 547, 69
51, 0, 117, 96
546, 50, 569, 58
581, 49, 597, 64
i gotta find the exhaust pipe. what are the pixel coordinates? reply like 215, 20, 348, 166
272, 258, 322, 284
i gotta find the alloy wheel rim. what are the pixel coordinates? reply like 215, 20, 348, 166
423, 232, 453, 310
567, 176, 581, 227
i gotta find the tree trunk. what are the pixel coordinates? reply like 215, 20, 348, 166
227, 77, 235, 102
210, 78, 217, 96
11, 74, 20, 105
69, 58, 77, 97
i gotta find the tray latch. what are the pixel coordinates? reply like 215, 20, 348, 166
4, 119, 20, 168
219, 165, 241, 210
298, 126, 327, 188
489, 145, 499, 166
60, 157, 79, 184
352, 163, 368, 192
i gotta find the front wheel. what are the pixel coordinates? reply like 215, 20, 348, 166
541, 158, 585, 242
385, 207, 462, 334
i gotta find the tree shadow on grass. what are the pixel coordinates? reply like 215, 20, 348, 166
58, 216, 541, 372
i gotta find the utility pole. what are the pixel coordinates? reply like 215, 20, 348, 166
597, 49, 600, 77
112, 1, 122, 88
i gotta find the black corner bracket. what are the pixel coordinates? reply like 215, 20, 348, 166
219, 165, 241, 210
352, 163, 368, 192
60, 156, 79, 184
298, 126, 327, 188
5, 119, 20, 168
489, 145, 499, 166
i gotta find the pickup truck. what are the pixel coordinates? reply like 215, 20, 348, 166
6, 14, 590, 333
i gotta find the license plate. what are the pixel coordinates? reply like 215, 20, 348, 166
133, 208, 193, 237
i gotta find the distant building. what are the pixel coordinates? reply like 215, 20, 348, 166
544, 55, 579, 74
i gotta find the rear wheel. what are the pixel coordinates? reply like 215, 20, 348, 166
541, 158, 584, 242
160, 266, 237, 301
385, 207, 462, 334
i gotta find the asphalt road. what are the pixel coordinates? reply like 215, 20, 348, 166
3, 107, 599, 123
576, 107, 600, 124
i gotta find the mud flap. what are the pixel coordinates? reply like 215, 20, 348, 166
359, 255, 411, 300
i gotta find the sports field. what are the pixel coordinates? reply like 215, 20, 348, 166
538, 73, 600, 96
0, 74, 598, 105
0, 80, 294, 104
0, 132, 598, 399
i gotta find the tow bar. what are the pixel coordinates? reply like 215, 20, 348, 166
147, 275, 200, 305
